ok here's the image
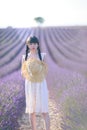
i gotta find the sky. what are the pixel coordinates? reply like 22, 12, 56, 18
0, 0, 87, 27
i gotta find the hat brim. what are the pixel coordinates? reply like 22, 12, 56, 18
21, 58, 48, 82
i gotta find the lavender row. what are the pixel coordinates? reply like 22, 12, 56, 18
0, 71, 25, 130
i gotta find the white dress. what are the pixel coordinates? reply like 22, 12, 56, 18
21, 52, 49, 115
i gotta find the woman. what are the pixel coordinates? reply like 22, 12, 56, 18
21, 36, 50, 130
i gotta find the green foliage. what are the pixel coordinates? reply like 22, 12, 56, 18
34, 17, 45, 24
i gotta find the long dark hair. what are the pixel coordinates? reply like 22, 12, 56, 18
25, 36, 42, 61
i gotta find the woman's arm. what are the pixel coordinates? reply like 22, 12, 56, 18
21, 55, 25, 75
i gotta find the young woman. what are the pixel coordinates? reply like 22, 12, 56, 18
21, 36, 50, 130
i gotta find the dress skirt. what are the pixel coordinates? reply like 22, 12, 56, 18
25, 78, 49, 114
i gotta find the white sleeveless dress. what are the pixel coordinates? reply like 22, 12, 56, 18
21, 52, 49, 115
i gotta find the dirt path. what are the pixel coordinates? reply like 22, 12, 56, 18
18, 97, 63, 130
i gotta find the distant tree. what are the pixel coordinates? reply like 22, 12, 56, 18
34, 17, 45, 26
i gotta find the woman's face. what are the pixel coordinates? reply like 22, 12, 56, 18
27, 43, 38, 51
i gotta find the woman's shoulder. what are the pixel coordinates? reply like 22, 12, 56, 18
41, 52, 46, 60
22, 53, 29, 57
22, 54, 26, 58
41, 52, 46, 56
22, 52, 46, 55
22, 53, 46, 59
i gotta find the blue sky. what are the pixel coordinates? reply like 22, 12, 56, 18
0, 0, 87, 27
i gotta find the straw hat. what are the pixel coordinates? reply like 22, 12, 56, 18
21, 58, 48, 82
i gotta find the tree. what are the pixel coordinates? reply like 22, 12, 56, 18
34, 17, 45, 26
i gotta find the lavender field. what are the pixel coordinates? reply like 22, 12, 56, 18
0, 26, 87, 130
